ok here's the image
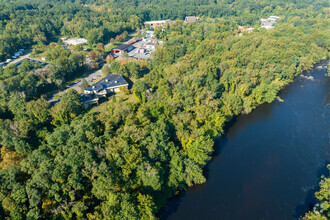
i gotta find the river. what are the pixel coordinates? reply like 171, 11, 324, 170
159, 61, 329, 220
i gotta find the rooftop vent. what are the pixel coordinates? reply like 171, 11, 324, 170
92, 86, 95, 89
115, 81, 118, 83
105, 79, 108, 82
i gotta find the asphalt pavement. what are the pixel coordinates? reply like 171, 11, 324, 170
47, 68, 103, 104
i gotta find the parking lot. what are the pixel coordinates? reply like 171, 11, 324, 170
1, 51, 32, 68
127, 41, 156, 59
15, 57, 48, 67
47, 68, 103, 104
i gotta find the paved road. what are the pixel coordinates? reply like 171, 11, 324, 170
11, 52, 32, 64
3, 51, 49, 68
2, 51, 32, 68
47, 68, 104, 104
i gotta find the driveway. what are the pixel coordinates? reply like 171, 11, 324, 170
47, 68, 103, 104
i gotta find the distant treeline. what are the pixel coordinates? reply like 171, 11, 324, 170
1, 0, 329, 60
0, 0, 329, 219
86, 0, 329, 22
0, 0, 140, 60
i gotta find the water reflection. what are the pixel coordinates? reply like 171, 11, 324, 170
158, 61, 329, 220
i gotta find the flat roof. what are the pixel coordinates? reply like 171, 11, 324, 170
144, 20, 172, 24
113, 44, 133, 51
62, 37, 88, 46
146, 42, 158, 46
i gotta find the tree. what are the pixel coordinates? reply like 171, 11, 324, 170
127, 62, 141, 79
137, 194, 156, 220
106, 55, 114, 64
122, 52, 129, 58
109, 62, 121, 73
96, 43, 105, 59
0, 146, 24, 169
81, 79, 89, 91
50, 89, 82, 126
90, 51, 96, 61
102, 65, 111, 76
303, 165, 330, 219
133, 80, 148, 103
26, 98, 50, 124
19, 59, 33, 73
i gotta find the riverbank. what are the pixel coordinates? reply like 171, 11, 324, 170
158, 59, 329, 219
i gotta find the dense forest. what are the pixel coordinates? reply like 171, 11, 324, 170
0, 0, 329, 219
0, 0, 140, 60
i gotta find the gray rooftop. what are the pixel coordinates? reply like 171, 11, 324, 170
146, 42, 158, 46
85, 74, 128, 92
113, 44, 133, 51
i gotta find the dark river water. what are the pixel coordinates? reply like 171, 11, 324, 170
159, 61, 329, 220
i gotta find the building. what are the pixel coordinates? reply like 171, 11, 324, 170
238, 26, 254, 32
145, 31, 154, 38
144, 20, 174, 28
137, 47, 146, 54
84, 74, 128, 97
111, 44, 134, 54
185, 16, 200, 22
61, 37, 88, 46
260, 16, 280, 29
269, 16, 280, 21
81, 94, 100, 109
238, 25, 246, 31
82, 74, 128, 108
245, 28, 255, 33
124, 38, 141, 45
145, 42, 158, 50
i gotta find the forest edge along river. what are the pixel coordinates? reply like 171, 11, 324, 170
158, 60, 329, 220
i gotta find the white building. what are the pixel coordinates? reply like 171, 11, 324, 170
144, 20, 174, 27
145, 30, 154, 38
61, 37, 88, 46
145, 42, 158, 50
260, 16, 280, 29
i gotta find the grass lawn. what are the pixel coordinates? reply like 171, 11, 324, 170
93, 92, 137, 113
53, 94, 62, 100
105, 42, 122, 53
129, 31, 140, 38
